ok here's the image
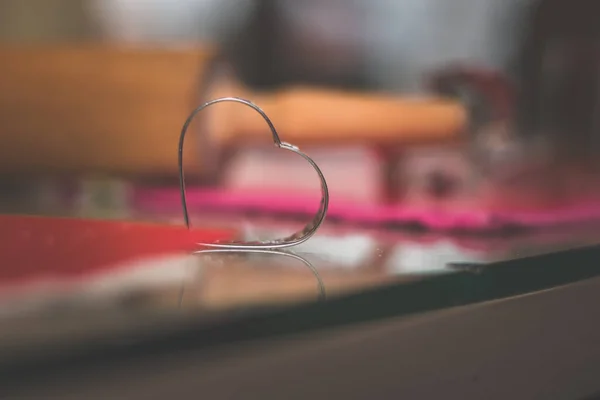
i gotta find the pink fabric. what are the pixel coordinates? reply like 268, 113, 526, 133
133, 187, 600, 231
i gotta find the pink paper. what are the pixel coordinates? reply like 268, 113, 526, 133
133, 187, 600, 231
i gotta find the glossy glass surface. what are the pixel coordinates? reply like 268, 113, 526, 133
2, 207, 600, 368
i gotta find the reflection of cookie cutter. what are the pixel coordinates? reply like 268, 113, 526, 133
179, 248, 326, 307
179, 97, 329, 250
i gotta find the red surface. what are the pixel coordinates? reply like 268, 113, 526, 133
0, 214, 233, 287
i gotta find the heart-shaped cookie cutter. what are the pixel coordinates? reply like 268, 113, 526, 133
179, 97, 329, 249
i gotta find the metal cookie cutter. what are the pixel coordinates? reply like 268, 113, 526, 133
178, 98, 330, 306
179, 97, 330, 250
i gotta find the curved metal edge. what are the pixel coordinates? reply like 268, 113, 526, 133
179, 97, 329, 250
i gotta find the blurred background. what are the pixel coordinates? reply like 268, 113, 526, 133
1, 0, 600, 265
4, 0, 589, 220
2, 0, 600, 222
0, 0, 597, 217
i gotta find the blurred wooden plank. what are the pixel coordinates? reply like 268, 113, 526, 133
0, 45, 214, 177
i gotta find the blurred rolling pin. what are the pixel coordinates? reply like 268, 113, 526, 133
203, 64, 467, 146
0, 46, 467, 178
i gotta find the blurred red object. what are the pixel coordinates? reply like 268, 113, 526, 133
0, 214, 232, 288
